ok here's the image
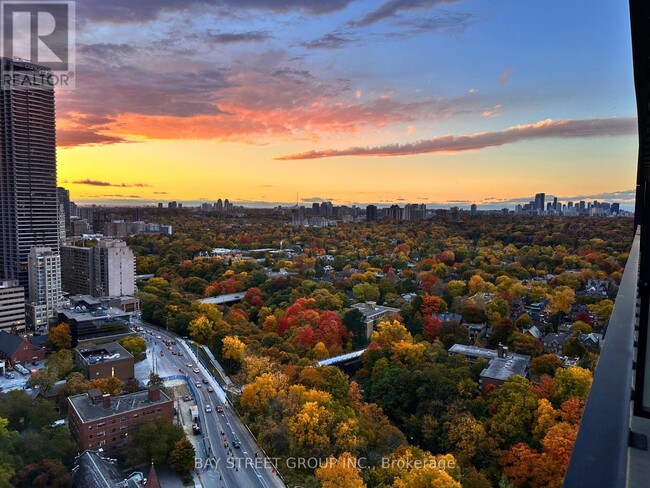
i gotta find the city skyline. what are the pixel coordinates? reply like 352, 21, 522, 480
56, 0, 637, 207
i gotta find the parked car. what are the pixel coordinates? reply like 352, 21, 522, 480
183, 395, 192, 401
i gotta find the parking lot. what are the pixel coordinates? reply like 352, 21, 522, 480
0, 360, 46, 393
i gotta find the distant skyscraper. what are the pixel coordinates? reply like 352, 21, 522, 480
470, 204, 477, 217
366, 205, 378, 222
291, 206, 304, 226
215, 199, 223, 212
534, 193, 545, 213
612, 203, 620, 214
0, 58, 59, 287
58, 187, 71, 238
312, 203, 320, 215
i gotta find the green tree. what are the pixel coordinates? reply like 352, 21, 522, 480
343, 308, 368, 349
352, 283, 380, 303
128, 419, 184, 466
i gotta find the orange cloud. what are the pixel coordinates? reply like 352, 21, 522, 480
275, 117, 637, 160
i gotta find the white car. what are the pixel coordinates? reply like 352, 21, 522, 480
205, 405, 212, 413
193, 368, 200, 374
195, 382, 202, 388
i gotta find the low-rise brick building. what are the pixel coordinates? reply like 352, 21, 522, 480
74, 342, 134, 381
68, 387, 173, 456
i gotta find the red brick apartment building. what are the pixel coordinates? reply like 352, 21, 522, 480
68, 387, 172, 456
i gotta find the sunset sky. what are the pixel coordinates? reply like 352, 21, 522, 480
57, 0, 638, 208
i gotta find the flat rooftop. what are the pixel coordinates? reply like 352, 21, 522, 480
351, 302, 400, 318
76, 342, 133, 366
480, 356, 530, 381
69, 389, 171, 423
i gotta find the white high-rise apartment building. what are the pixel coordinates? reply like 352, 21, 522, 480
27, 247, 64, 330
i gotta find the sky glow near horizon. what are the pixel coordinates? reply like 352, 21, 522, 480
57, 0, 638, 208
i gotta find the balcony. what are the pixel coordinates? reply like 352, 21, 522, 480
563, 231, 647, 487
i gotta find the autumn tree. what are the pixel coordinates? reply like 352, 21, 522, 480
547, 286, 575, 318
530, 355, 563, 378
168, 437, 196, 474
553, 367, 592, 405
48, 323, 72, 350
287, 401, 333, 457
118, 336, 147, 361
315, 452, 366, 488
11, 459, 71, 488
222, 336, 246, 368
188, 315, 215, 345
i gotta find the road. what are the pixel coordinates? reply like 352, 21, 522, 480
133, 322, 285, 488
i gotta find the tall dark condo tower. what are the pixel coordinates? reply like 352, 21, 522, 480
0, 58, 59, 287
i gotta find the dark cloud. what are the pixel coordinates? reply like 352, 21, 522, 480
276, 117, 637, 160
389, 11, 475, 38
57, 129, 129, 147
72, 179, 151, 188
60, 62, 234, 119
77, 0, 353, 23
300, 196, 333, 202
350, 0, 460, 27
301, 32, 358, 50
78, 43, 137, 62
203, 31, 272, 44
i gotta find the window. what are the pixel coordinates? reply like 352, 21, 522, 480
120, 416, 127, 422
97, 422, 105, 427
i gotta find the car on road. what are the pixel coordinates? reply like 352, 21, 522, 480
232, 438, 241, 449
205, 405, 212, 413
202, 378, 208, 384
193, 368, 200, 374
186, 363, 193, 368
216, 405, 224, 413
171, 351, 177, 355
178, 351, 184, 356
207, 386, 214, 392
195, 382, 202, 388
